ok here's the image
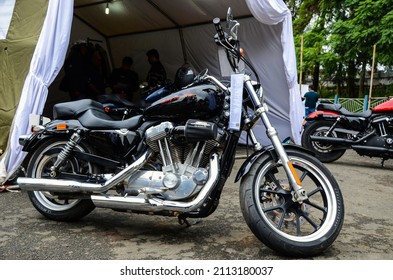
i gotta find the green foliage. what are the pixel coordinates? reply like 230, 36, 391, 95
378, 10, 393, 65
289, 0, 393, 96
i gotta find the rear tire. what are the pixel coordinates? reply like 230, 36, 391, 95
240, 150, 344, 257
26, 138, 96, 222
301, 120, 346, 163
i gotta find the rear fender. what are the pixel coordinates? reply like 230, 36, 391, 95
235, 144, 314, 183
303, 110, 342, 127
20, 119, 82, 152
306, 110, 341, 120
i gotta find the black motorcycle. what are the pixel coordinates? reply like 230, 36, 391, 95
17, 8, 344, 257
301, 98, 393, 164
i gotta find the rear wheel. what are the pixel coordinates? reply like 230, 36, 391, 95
301, 120, 346, 163
26, 138, 97, 221
240, 150, 344, 257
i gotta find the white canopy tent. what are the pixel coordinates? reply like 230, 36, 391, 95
0, 0, 74, 184
0, 0, 303, 184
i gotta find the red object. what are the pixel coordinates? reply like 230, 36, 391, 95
373, 99, 393, 112
307, 110, 340, 119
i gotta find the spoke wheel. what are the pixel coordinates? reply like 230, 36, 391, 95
240, 150, 344, 257
301, 120, 346, 162
26, 138, 96, 221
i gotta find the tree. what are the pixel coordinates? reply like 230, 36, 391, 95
290, 0, 345, 93
289, 0, 393, 98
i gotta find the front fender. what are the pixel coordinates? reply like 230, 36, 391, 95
234, 144, 314, 183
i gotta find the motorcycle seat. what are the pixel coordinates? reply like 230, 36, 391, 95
53, 99, 105, 119
78, 108, 143, 130
53, 99, 143, 130
317, 103, 372, 118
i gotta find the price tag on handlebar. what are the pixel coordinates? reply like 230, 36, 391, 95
229, 73, 244, 131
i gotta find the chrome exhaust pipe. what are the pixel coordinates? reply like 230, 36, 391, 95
17, 150, 153, 192
91, 153, 219, 212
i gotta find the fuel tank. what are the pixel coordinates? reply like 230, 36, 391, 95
144, 84, 222, 121
373, 98, 393, 113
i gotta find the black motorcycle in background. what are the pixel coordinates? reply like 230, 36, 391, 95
302, 99, 393, 164
96, 65, 197, 120
16, 8, 344, 257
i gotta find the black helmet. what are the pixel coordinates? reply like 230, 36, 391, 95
174, 65, 195, 89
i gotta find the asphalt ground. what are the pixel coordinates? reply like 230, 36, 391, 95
0, 148, 393, 260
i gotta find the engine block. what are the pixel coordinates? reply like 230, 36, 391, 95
125, 121, 222, 200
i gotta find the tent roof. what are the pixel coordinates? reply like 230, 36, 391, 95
74, 0, 252, 37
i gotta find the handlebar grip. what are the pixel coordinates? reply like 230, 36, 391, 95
213, 17, 225, 41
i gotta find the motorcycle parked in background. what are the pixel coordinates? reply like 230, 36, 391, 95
16, 8, 344, 257
302, 98, 393, 164
96, 65, 196, 120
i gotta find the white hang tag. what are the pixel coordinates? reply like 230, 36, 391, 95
229, 73, 244, 131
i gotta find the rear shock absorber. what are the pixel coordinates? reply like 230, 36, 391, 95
50, 130, 82, 177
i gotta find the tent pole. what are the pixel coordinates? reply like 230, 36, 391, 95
368, 44, 377, 110
299, 35, 303, 94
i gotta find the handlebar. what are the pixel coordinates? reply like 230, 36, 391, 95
213, 17, 226, 42
211, 12, 260, 84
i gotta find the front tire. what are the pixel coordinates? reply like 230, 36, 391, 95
301, 120, 346, 163
26, 138, 97, 222
239, 150, 344, 257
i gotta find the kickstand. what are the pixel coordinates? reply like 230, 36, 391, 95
178, 216, 202, 227
178, 216, 191, 227
381, 159, 386, 168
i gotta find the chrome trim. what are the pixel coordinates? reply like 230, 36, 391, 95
17, 150, 153, 192
91, 153, 219, 212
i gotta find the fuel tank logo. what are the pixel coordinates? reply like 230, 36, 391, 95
160, 93, 196, 104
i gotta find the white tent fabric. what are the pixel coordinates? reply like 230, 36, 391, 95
0, 0, 74, 184
0, 0, 15, 39
108, 1, 303, 146
245, 0, 304, 145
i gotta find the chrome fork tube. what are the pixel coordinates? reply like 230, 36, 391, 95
244, 78, 307, 202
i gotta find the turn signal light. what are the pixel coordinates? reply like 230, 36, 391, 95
31, 125, 45, 134
56, 123, 67, 130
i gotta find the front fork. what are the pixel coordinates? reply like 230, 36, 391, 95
243, 77, 308, 203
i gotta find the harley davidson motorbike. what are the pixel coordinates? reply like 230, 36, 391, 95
301, 98, 393, 164
16, 8, 344, 257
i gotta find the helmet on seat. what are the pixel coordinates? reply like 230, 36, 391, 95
174, 65, 195, 89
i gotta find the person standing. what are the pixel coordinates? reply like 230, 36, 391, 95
303, 85, 319, 116
60, 42, 91, 101
86, 49, 106, 99
145, 48, 166, 88
109, 56, 139, 100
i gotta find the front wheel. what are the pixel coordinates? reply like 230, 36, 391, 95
239, 150, 344, 257
26, 138, 97, 222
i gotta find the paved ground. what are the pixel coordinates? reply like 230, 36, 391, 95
1, 149, 393, 260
